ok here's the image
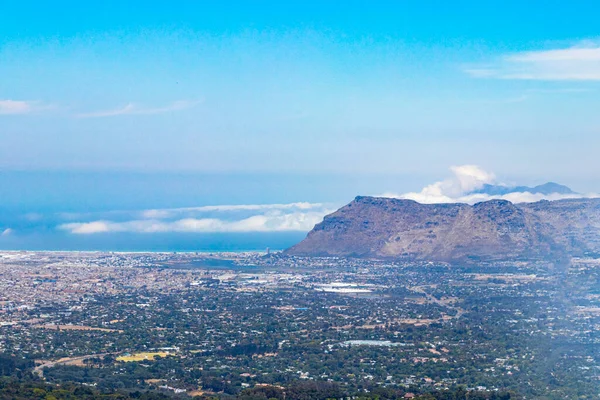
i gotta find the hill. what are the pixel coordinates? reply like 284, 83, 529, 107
286, 196, 600, 262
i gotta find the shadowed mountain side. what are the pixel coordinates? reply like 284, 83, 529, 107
286, 196, 600, 262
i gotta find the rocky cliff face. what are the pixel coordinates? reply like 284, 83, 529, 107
286, 196, 600, 262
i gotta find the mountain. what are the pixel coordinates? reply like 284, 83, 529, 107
286, 196, 600, 262
471, 182, 575, 196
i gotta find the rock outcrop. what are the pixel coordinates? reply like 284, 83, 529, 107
286, 196, 600, 262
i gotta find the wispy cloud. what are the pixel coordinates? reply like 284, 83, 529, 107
139, 202, 325, 219
1, 228, 13, 237
0, 100, 53, 115
0, 100, 32, 114
465, 41, 600, 81
59, 212, 329, 234
77, 100, 199, 118
57, 202, 334, 234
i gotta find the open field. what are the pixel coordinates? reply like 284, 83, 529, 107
116, 352, 172, 362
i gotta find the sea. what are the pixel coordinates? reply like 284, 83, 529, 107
0, 232, 306, 252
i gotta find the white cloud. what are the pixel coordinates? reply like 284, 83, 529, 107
0, 100, 32, 114
0, 100, 52, 115
465, 41, 600, 81
56, 202, 334, 234
449, 165, 495, 194
62, 221, 111, 234
59, 210, 331, 235
139, 202, 324, 219
382, 165, 598, 204
390, 165, 494, 203
77, 100, 199, 118
1, 228, 13, 236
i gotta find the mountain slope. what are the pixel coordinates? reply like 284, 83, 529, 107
286, 196, 600, 262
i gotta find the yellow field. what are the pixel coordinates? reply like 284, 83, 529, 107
116, 352, 170, 362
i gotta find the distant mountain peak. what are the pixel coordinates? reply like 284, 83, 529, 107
470, 181, 575, 196
529, 182, 575, 195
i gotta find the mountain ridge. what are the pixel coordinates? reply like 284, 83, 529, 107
286, 196, 600, 262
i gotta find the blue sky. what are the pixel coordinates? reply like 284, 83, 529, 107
1, 1, 600, 248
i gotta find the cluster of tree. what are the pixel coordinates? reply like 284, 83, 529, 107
0, 378, 171, 400
0, 355, 33, 378
235, 382, 513, 400
0, 377, 514, 400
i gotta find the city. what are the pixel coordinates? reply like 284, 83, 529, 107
0, 251, 598, 398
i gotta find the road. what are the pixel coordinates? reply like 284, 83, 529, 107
33, 353, 113, 378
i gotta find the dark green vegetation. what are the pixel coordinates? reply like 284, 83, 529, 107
1, 254, 599, 399
0, 377, 512, 400
0, 354, 33, 377
0, 377, 171, 399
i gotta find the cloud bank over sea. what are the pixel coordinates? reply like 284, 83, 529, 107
57, 203, 335, 235
0, 166, 597, 243
52, 166, 598, 237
